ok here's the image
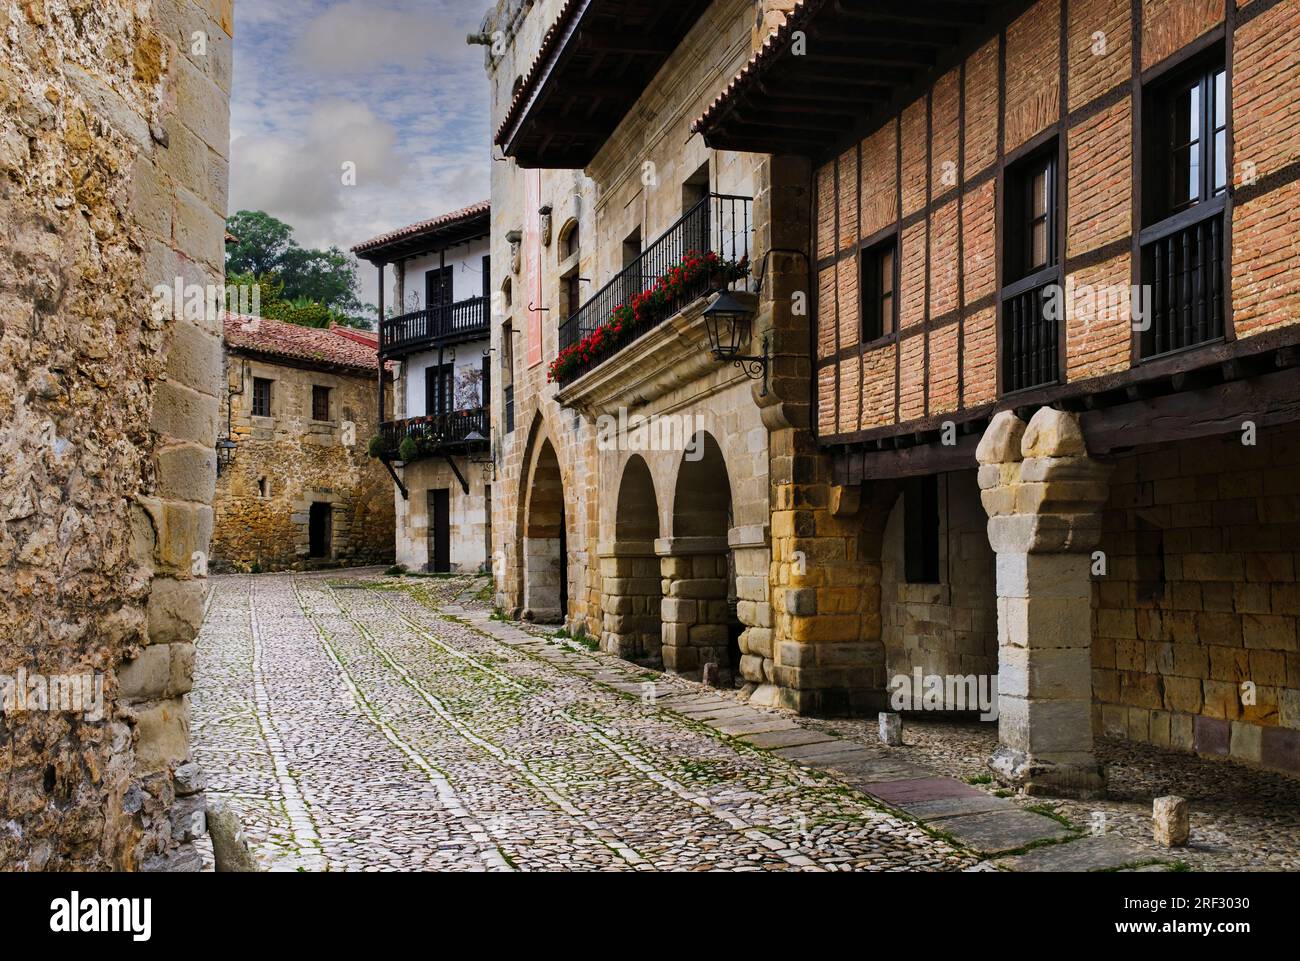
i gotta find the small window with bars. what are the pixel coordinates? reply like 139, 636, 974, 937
311, 385, 331, 422
859, 237, 897, 344
252, 377, 273, 418
1001, 143, 1061, 393
1140, 55, 1228, 358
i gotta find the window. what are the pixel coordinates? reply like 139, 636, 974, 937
425, 266, 452, 310
311, 385, 330, 421
425, 364, 453, 416
252, 377, 272, 417
257, 477, 270, 499
561, 270, 581, 319
682, 160, 710, 212
903, 475, 940, 585
480, 355, 491, 411
859, 237, 898, 343
1146, 60, 1227, 223
1140, 55, 1228, 357
482, 255, 491, 302
559, 220, 580, 260
1005, 147, 1058, 283
1001, 143, 1062, 392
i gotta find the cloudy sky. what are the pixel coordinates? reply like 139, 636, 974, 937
230, 0, 492, 308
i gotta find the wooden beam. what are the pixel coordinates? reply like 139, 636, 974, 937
841, 433, 981, 482
1082, 365, 1300, 454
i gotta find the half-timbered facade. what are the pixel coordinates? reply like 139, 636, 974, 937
695, 0, 1300, 793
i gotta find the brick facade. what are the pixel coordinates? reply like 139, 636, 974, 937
814, 0, 1300, 442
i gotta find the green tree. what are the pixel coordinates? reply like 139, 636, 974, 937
224, 210, 374, 329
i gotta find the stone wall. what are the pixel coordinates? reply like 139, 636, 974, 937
0, 0, 232, 869
211, 350, 394, 571
880, 470, 998, 690
392, 455, 491, 573
1093, 425, 1300, 775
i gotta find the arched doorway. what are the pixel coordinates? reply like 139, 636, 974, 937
522, 438, 565, 622
601, 455, 662, 665
662, 433, 740, 681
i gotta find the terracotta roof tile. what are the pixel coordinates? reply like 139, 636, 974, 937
351, 200, 490, 256
224, 314, 385, 375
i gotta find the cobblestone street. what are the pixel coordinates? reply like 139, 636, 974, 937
191, 570, 976, 872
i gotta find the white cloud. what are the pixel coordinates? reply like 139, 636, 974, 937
291, 1, 472, 72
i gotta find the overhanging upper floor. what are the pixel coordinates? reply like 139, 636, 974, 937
495, 0, 715, 168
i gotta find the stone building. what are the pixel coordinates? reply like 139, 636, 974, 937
482, 0, 1300, 797
210, 316, 395, 572
0, 1, 232, 869
690, 0, 1300, 793
483, 0, 791, 683
352, 203, 494, 573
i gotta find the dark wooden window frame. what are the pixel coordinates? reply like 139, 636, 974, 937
311, 384, 331, 422
858, 231, 900, 347
1136, 42, 1231, 361
251, 377, 273, 418
424, 363, 454, 417
997, 131, 1064, 396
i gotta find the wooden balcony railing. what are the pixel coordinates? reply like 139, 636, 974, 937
1001, 266, 1062, 394
555, 193, 752, 386
380, 296, 489, 359
373, 408, 488, 462
1140, 199, 1226, 359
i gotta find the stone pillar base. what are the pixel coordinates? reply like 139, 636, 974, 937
989, 745, 1107, 800
777, 682, 891, 718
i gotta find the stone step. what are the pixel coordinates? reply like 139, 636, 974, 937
994, 834, 1160, 872
936, 809, 1075, 855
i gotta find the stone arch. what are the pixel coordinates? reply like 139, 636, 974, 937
600, 455, 663, 665
515, 414, 568, 623
558, 217, 580, 260
660, 432, 740, 680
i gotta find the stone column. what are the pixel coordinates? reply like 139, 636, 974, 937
598, 541, 662, 665
731, 525, 773, 698
977, 408, 1112, 798
657, 536, 730, 680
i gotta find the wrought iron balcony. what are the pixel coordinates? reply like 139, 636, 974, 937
380, 296, 489, 359
371, 408, 489, 463
554, 193, 752, 386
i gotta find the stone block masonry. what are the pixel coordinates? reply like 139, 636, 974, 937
0, 0, 232, 870
211, 348, 395, 572
1093, 424, 1300, 777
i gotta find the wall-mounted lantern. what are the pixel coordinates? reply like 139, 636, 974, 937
703, 291, 768, 396
215, 437, 237, 476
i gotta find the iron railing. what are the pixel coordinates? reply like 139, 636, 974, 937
376, 408, 488, 461
1140, 201, 1226, 358
1001, 266, 1061, 393
556, 193, 753, 382
380, 296, 489, 358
